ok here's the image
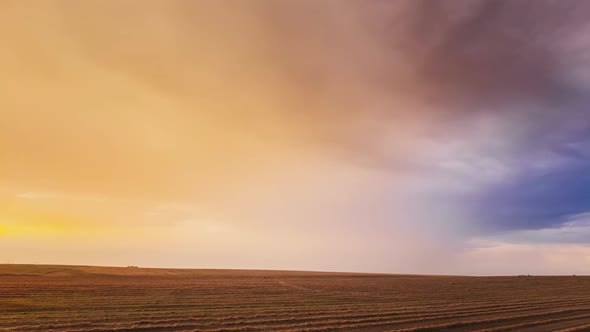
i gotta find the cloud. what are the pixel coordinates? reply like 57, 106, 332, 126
15, 192, 107, 202
457, 213, 590, 275
471, 150, 590, 231
478, 212, 590, 245
16, 192, 56, 200
460, 241, 590, 275
2, 0, 590, 273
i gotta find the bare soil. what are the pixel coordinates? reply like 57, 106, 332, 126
1, 265, 589, 331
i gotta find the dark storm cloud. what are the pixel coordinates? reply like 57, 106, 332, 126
475, 157, 590, 231
266, 0, 590, 142
399, 0, 586, 108
391, 0, 590, 153
270, 0, 590, 110
405, 0, 590, 232
267, 0, 590, 232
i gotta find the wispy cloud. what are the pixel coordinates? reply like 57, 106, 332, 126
16, 192, 107, 202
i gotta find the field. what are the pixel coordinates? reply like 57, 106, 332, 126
1, 265, 590, 331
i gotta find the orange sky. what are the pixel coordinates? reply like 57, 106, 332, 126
2, 1, 426, 272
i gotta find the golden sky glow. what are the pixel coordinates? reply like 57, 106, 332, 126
2, 1, 398, 271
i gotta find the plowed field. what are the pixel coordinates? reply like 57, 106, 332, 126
1, 265, 589, 331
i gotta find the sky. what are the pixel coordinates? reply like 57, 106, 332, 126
1, 0, 590, 275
